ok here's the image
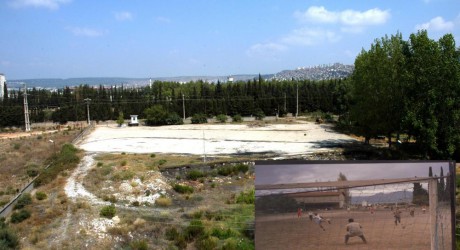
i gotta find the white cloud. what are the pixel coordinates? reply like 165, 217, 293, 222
8, 0, 71, 10
67, 27, 106, 37
282, 28, 341, 46
246, 43, 287, 57
114, 11, 133, 21
295, 6, 390, 27
415, 16, 454, 32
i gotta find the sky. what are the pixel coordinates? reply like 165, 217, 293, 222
255, 161, 452, 196
255, 161, 451, 185
0, 0, 459, 79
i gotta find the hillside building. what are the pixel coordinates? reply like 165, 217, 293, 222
0, 74, 6, 99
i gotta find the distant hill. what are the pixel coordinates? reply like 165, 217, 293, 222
9, 63, 351, 89
271, 63, 354, 81
351, 191, 413, 205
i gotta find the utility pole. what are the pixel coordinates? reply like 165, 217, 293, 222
21, 83, 31, 132
84, 98, 91, 124
182, 94, 186, 121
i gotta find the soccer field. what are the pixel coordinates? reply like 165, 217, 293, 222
255, 208, 450, 250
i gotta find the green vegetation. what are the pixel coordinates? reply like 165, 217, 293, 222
34, 143, 80, 187
13, 193, 32, 210
10, 209, 31, 224
191, 113, 208, 124
0, 218, 19, 249
216, 114, 228, 123
231, 114, 242, 123
217, 164, 249, 176
35, 192, 47, 201
350, 31, 460, 159
144, 105, 183, 126
173, 184, 194, 194
100, 204, 116, 218
236, 189, 255, 204
116, 111, 124, 126
186, 170, 206, 180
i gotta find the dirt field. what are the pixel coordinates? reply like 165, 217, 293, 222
256, 208, 444, 250
78, 122, 356, 156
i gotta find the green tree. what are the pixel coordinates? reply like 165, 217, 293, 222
117, 111, 124, 127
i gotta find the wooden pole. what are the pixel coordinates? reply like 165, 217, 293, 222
429, 178, 438, 250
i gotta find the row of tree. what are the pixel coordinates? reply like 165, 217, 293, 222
349, 31, 460, 159
0, 78, 348, 126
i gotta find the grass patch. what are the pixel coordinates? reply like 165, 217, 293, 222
173, 184, 194, 194
100, 204, 116, 218
35, 192, 47, 201
10, 209, 31, 223
155, 197, 172, 207
34, 143, 80, 187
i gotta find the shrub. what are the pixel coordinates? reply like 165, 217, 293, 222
165, 227, 179, 241
26, 168, 39, 177
195, 235, 218, 250
97, 162, 103, 167
236, 189, 255, 204
131, 201, 140, 207
150, 154, 156, 158
36, 135, 43, 140
129, 239, 149, 250
216, 114, 228, 123
235, 163, 249, 173
100, 204, 116, 218
13, 143, 20, 150
191, 114, 208, 124
35, 192, 47, 200
187, 170, 205, 181
14, 193, 32, 210
173, 184, 194, 194
166, 113, 184, 125
254, 108, 265, 120
232, 114, 242, 123
174, 234, 187, 249
10, 209, 31, 223
155, 197, 172, 207
184, 219, 204, 240
158, 159, 167, 165
102, 195, 117, 203
0, 219, 19, 249
222, 238, 238, 250
120, 160, 127, 166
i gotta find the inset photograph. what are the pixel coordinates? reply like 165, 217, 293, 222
255, 161, 455, 250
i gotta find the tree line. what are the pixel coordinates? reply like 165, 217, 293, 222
1, 30, 459, 159
0, 77, 348, 126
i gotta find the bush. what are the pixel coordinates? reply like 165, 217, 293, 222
254, 109, 265, 120
232, 114, 242, 123
195, 235, 218, 250
173, 184, 194, 194
144, 105, 183, 126
216, 114, 228, 123
100, 204, 116, 218
187, 170, 205, 181
191, 114, 208, 124
155, 197, 172, 207
184, 219, 204, 240
10, 209, 31, 223
14, 193, 32, 210
129, 240, 149, 250
165, 227, 180, 241
166, 113, 184, 125
158, 159, 167, 165
217, 164, 249, 176
0, 219, 19, 249
35, 192, 47, 200
236, 189, 255, 204
26, 168, 39, 177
